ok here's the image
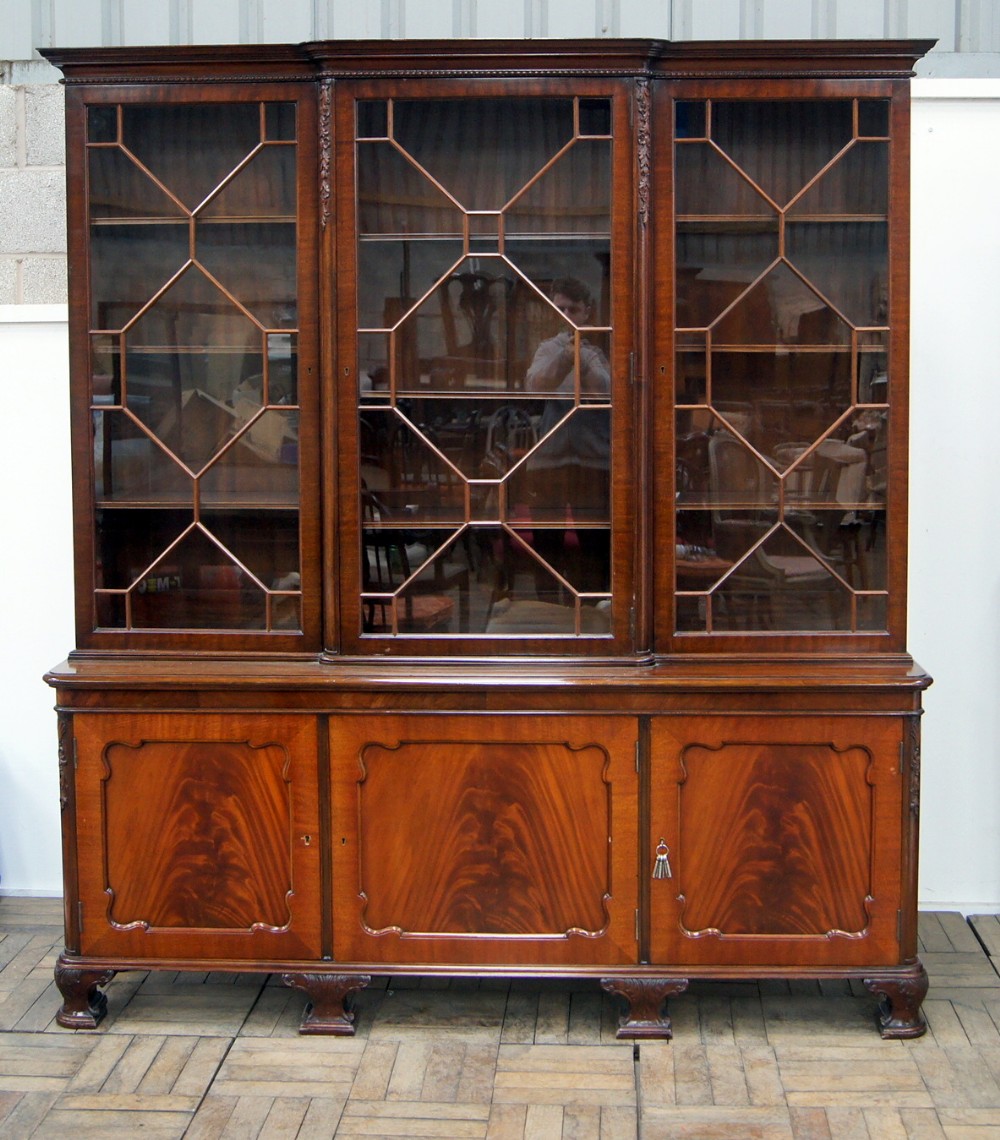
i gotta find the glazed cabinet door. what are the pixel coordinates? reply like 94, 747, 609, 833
334, 80, 637, 657
331, 714, 639, 966
649, 715, 907, 968
71, 713, 322, 960
67, 83, 320, 652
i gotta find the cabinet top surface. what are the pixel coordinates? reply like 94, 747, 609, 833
44, 655, 932, 694
41, 38, 935, 81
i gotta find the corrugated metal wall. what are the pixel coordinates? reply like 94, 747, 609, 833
2, 0, 999, 69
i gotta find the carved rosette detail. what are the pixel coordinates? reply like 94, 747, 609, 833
319, 79, 333, 229
908, 718, 921, 817
636, 79, 651, 228
57, 713, 71, 813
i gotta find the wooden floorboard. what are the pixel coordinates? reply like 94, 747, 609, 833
1, 899, 999, 1137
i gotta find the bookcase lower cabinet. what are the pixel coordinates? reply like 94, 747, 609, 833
52, 693, 926, 1041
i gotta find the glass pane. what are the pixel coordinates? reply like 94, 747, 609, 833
712, 262, 851, 347
196, 220, 297, 328
359, 410, 467, 524
88, 104, 117, 143
788, 141, 888, 216
200, 409, 300, 504
88, 147, 185, 220
858, 332, 889, 404
675, 347, 706, 406
674, 96, 895, 637
87, 101, 301, 635
94, 409, 190, 502
675, 222, 778, 330
129, 528, 267, 630
264, 102, 296, 142
675, 101, 706, 139
391, 98, 574, 209
200, 146, 297, 219
355, 95, 615, 641
710, 101, 854, 207
91, 223, 189, 329
858, 100, 890, 138
357, 141, 463, 236
506, 139, 611, 234
785, 222, 888, 327
711, 349, 852, 454
357, 100, 388, 138
122, 104, 261, 209
675, 143, 775, 216
578, 98, 611, 136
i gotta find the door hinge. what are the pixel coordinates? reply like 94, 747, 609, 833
635, 740, 640, 773
73, 737, 78, 768
77, 901, 84, 934
635, 908, 640, 942
897, 909, 902, 941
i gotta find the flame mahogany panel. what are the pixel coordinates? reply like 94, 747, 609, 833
331, 714, 639, 966
649, 716, 904, 968
73, 713, 322, 959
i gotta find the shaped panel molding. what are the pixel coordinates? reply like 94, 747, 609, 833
102, 736, 295, 932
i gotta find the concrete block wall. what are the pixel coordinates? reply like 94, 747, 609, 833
0, 61, 66, 305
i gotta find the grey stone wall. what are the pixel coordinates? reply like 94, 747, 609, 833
0, 61, 66, 305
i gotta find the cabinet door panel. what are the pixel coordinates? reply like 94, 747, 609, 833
331, 715, 638, 966
650, 716, 904, 967
74, 713, 321, 959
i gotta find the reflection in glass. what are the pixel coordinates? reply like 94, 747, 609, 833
711, 101, 854, 207
122, 104, 261, 209
785, 222, 887, 327
675, 222, 778, 330
355, 95, 614, 640
87, 100, 301, 632
673, 97, 891, 635
391, 98, 574, 208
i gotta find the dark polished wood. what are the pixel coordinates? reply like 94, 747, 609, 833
54, 959, 115, 1029
282, 973, 372, 1036
864, 964, 929, 1039
43, 37, 931, 1039
601, 976, 690, 1040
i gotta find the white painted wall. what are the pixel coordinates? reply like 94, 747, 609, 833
908, 80, 1000, 913
0, 306, 72, 894
1, 85, 998, 913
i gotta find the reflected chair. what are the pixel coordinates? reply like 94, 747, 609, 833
361, 489, 469, 633
708, 432, 839, 629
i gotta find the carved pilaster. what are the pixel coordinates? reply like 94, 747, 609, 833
319, 79, 333, 229
57, 713, 71, 813
907, 716, 921, 817
635, 79, 651, 229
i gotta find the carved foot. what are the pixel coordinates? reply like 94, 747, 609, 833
600, 976, 689, 1040
54, 960, 115, 1029
864, 964, 929, 1039
282, 973, 372, 1035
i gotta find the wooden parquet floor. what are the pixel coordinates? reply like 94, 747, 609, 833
1, 899, 1000, 1137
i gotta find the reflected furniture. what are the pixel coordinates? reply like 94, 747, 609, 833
44, 37, 931, 1040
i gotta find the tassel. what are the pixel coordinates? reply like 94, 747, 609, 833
652, 840, 672, 880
